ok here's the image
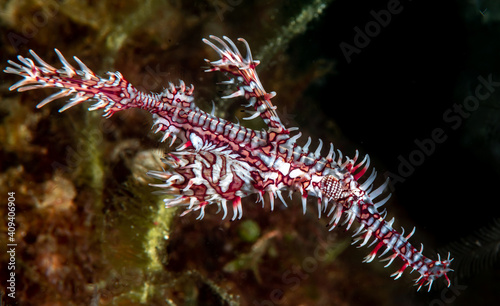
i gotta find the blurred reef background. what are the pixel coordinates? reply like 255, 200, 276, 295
1, 0, 500, 305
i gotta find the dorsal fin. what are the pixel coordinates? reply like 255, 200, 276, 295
203, 36, 288, 134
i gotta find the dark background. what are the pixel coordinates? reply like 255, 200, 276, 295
307, 0, 500, 241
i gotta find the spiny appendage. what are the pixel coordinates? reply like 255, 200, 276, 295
318, 157, 452, 290
3, 49, 195, 118
316, 148, 375, 220
4, 49, 102, 111
353, 209, 453, 291
203, 35, 289, 134
147, 143, 255, 221
253, 136, 369, 219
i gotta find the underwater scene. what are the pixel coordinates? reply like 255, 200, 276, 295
1, 0, 499, 305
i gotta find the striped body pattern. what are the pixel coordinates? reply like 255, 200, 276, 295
4, 35, 452, 290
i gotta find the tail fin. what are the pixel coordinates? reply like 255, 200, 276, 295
4, 49, 195, 118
